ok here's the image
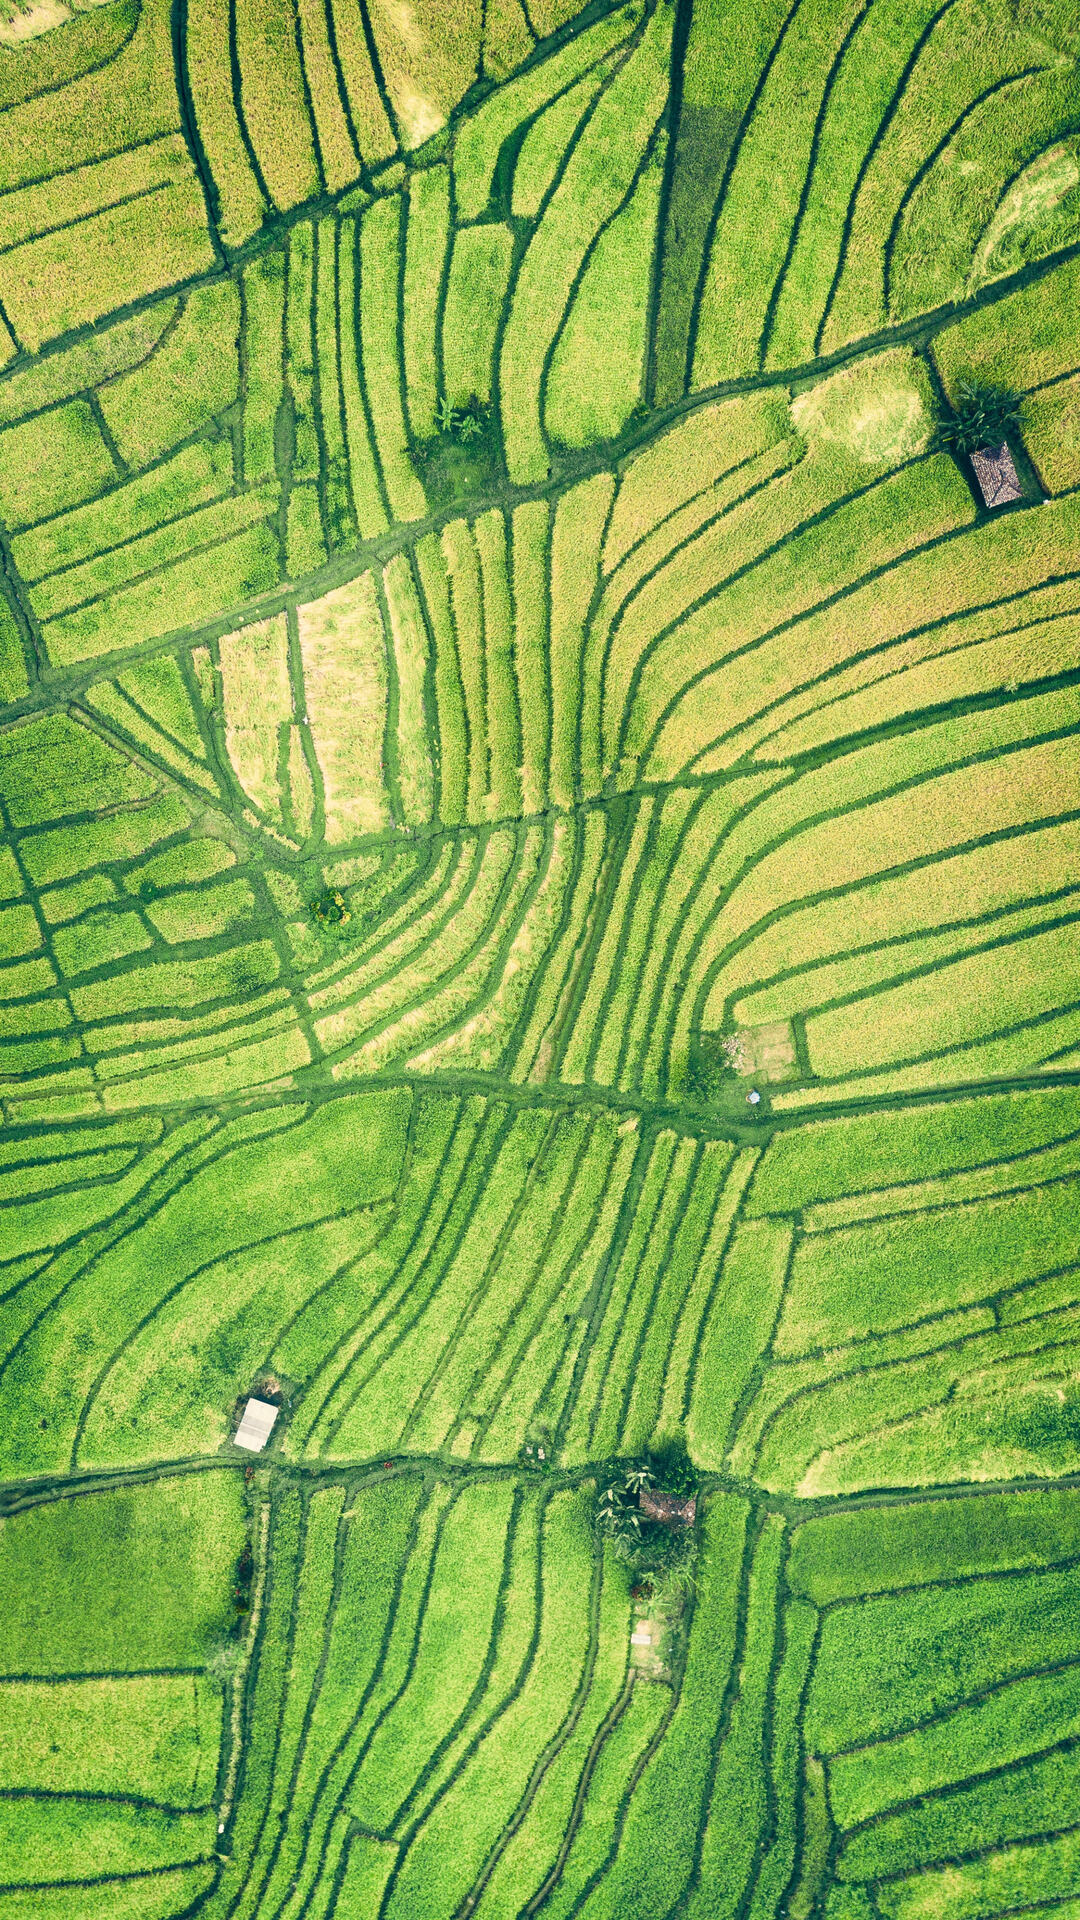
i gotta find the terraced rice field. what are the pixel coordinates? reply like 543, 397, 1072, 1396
1, 0, 1080, 1914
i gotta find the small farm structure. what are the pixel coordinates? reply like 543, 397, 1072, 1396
639, 1487, 696, 1528
969, 442, 1022, 508
234, 1398, 279, 1452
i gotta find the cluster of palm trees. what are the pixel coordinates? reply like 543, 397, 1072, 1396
435, 394, 492, 444
597, 1447, 699, 1599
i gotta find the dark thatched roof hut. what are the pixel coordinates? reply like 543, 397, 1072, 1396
970, 442, 1022, 508
640, 1486, 696, 1528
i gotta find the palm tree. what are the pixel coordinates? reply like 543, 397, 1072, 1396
623, 1464, 654, 1495
937, 382, 1024, 455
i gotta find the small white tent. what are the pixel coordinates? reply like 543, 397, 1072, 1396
234, 1398, 279, 1452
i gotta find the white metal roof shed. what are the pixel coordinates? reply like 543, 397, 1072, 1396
234, 1398, 279, 1452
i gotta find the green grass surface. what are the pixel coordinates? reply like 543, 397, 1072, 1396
0, 1474, 244, 1670
1, 0, 1079, 1912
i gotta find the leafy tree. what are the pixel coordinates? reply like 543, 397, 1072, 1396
597, 1477, 643, 1560
311, 887, 351, 929
596, 1443, 699, 1584
433, 393, 492, 444
623, 1463, 655, 1495
644, 1435, 697, 1498
936, 382, 1024, 456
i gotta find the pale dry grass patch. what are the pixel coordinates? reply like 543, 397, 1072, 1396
808, 917, 1080, 1078
407, 821, 571, 1072
313, 838, 490, 1049
790, 350, 933, 469
603, 393, 788, 572
0, 0, 72, 45
711, 811, 1080, 1031
643, 458, 973, 780
735, 592, 1080, 764
219, 615, 292, 820
299, 572, 390, 841
970, 143, 1080, 289
383, 553, 434, 826
369, 0, 481, 145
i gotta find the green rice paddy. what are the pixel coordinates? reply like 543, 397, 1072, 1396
1, 0, 1079, 1912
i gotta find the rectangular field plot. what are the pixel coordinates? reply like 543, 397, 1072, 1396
0, 136, 216, 353
775, 1175, 1080, 1355
0, 1076, 782, 1486
0, 1671, 221, 1802
200, 1475, 803, 1920
0, 1795, 217, 1887
0, 1475, 240, 1906
0, 1865, 216, 1920
0, 1474, 244, 1672
788, 1488, 1080, 1914
725, 1087, 1080, 1493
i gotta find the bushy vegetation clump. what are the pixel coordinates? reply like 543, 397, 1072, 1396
414, 394, 502, 505
935, 382, 1025, 454
597, 1438, 699, 1600
310, 887, 351, 928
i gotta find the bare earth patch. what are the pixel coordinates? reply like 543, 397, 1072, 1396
629, 1591, 683, 1684
730, 1019, 797, 1083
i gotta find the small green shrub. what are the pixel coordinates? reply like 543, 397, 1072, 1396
232, 1540, 255, 1621
414, 396, 502, 506
435, 394, 491, 443
597, 1474, 644, 1557
646, 1528, 699, 1603
686, 1030, 742, 1101
310, 887, 351, 928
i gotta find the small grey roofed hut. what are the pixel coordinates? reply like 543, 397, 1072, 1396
970, 442, 1022, 508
